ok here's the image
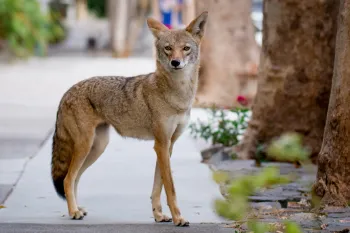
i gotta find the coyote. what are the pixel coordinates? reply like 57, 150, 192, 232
51, 11, 208, 227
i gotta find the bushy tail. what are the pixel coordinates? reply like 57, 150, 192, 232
51, 125, 72, 200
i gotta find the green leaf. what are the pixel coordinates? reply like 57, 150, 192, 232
213, 171, 230, 184
215, 198, 247, 221
1, 0, 65, 58
284, 221, 303, 233
267, 132, 310, 162
247, 220, 270, 233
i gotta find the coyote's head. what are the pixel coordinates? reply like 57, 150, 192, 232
147, 12, 208, 72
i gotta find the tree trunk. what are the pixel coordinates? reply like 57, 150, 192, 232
183, 0, 196, 26
76, 0, 88, 20
313, 0, 350, 206
194, 0, 260, 108
236, 0, 339, 163
109, 0, 151, 57
109, 0, 129, 57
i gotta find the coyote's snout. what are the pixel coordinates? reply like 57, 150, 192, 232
51, 12, 208, 227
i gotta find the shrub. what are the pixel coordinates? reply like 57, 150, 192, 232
0, 0, 64, 57
87, 0, 106, 18
213, 132, 310, 233
189, 107, 250, 147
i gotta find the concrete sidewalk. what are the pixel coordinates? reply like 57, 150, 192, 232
0, 223, 233, 233
0, 56, 226, 229
0, 125, 224, 224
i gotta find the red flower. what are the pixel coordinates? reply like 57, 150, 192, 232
165, 24, 172, 29
237, 95, 248, 106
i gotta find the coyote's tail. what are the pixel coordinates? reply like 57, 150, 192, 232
51, 121, 72, 200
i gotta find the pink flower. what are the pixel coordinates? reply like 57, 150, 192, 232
237, 95, 248, 106
165, 24, 172, 29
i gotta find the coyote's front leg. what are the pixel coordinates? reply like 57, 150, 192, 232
153, 127, 189, 227
151, 125, 185, 223
151, 161, 172, 223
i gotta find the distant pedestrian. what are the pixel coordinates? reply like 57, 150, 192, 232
158, 0, 185, 29
159, 0, 176, 29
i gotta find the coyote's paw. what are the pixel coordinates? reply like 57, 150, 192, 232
70, 210, 85, 220
78, 207, 87, 216
173, 217, 190, 227
154, 214, 172, 223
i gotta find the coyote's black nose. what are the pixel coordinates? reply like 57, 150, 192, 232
171, 60, 181, 67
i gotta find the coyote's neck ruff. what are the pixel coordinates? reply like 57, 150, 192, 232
154, 60, 199, 113
51, 12, 208, 227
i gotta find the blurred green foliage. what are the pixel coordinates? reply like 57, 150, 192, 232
0, 0, 65, 57
214, 167, 290, 221
267, 132, 310, 163
214, 132, 310, 232
189, 107, 250, 147
87, 0, 106, 18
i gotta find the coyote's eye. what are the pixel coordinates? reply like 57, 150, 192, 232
183, 46, 191, 51
164, 46, 172, 51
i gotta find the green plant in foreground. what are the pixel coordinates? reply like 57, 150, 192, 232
189, 107, 250, 147
267, 133, 310, 163
0, 0, 64, 57
214, 132, 310, 233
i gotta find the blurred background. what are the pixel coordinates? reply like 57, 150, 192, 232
2, 2, 349, 232
0, 0, 264, 223
0, 0, 263, 108
0, 0, 264, 214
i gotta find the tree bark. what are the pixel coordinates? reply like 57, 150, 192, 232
76, 0, 88, 20
109, 0, 152, 57
313, 0, 350, 206
194, 0, 260, 108
109, 0, 129, 57
183, 0, 196, 26
236, 0, 339, 163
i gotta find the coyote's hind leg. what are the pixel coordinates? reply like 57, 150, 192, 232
74, 124, 110, 216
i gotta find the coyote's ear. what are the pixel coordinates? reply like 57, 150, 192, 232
186, 11, 208, 41
147, 18, 169, 38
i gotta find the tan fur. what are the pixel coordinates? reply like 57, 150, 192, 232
51, 12, 208, 227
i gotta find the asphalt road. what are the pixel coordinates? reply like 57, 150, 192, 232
0, 223, 234, 233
